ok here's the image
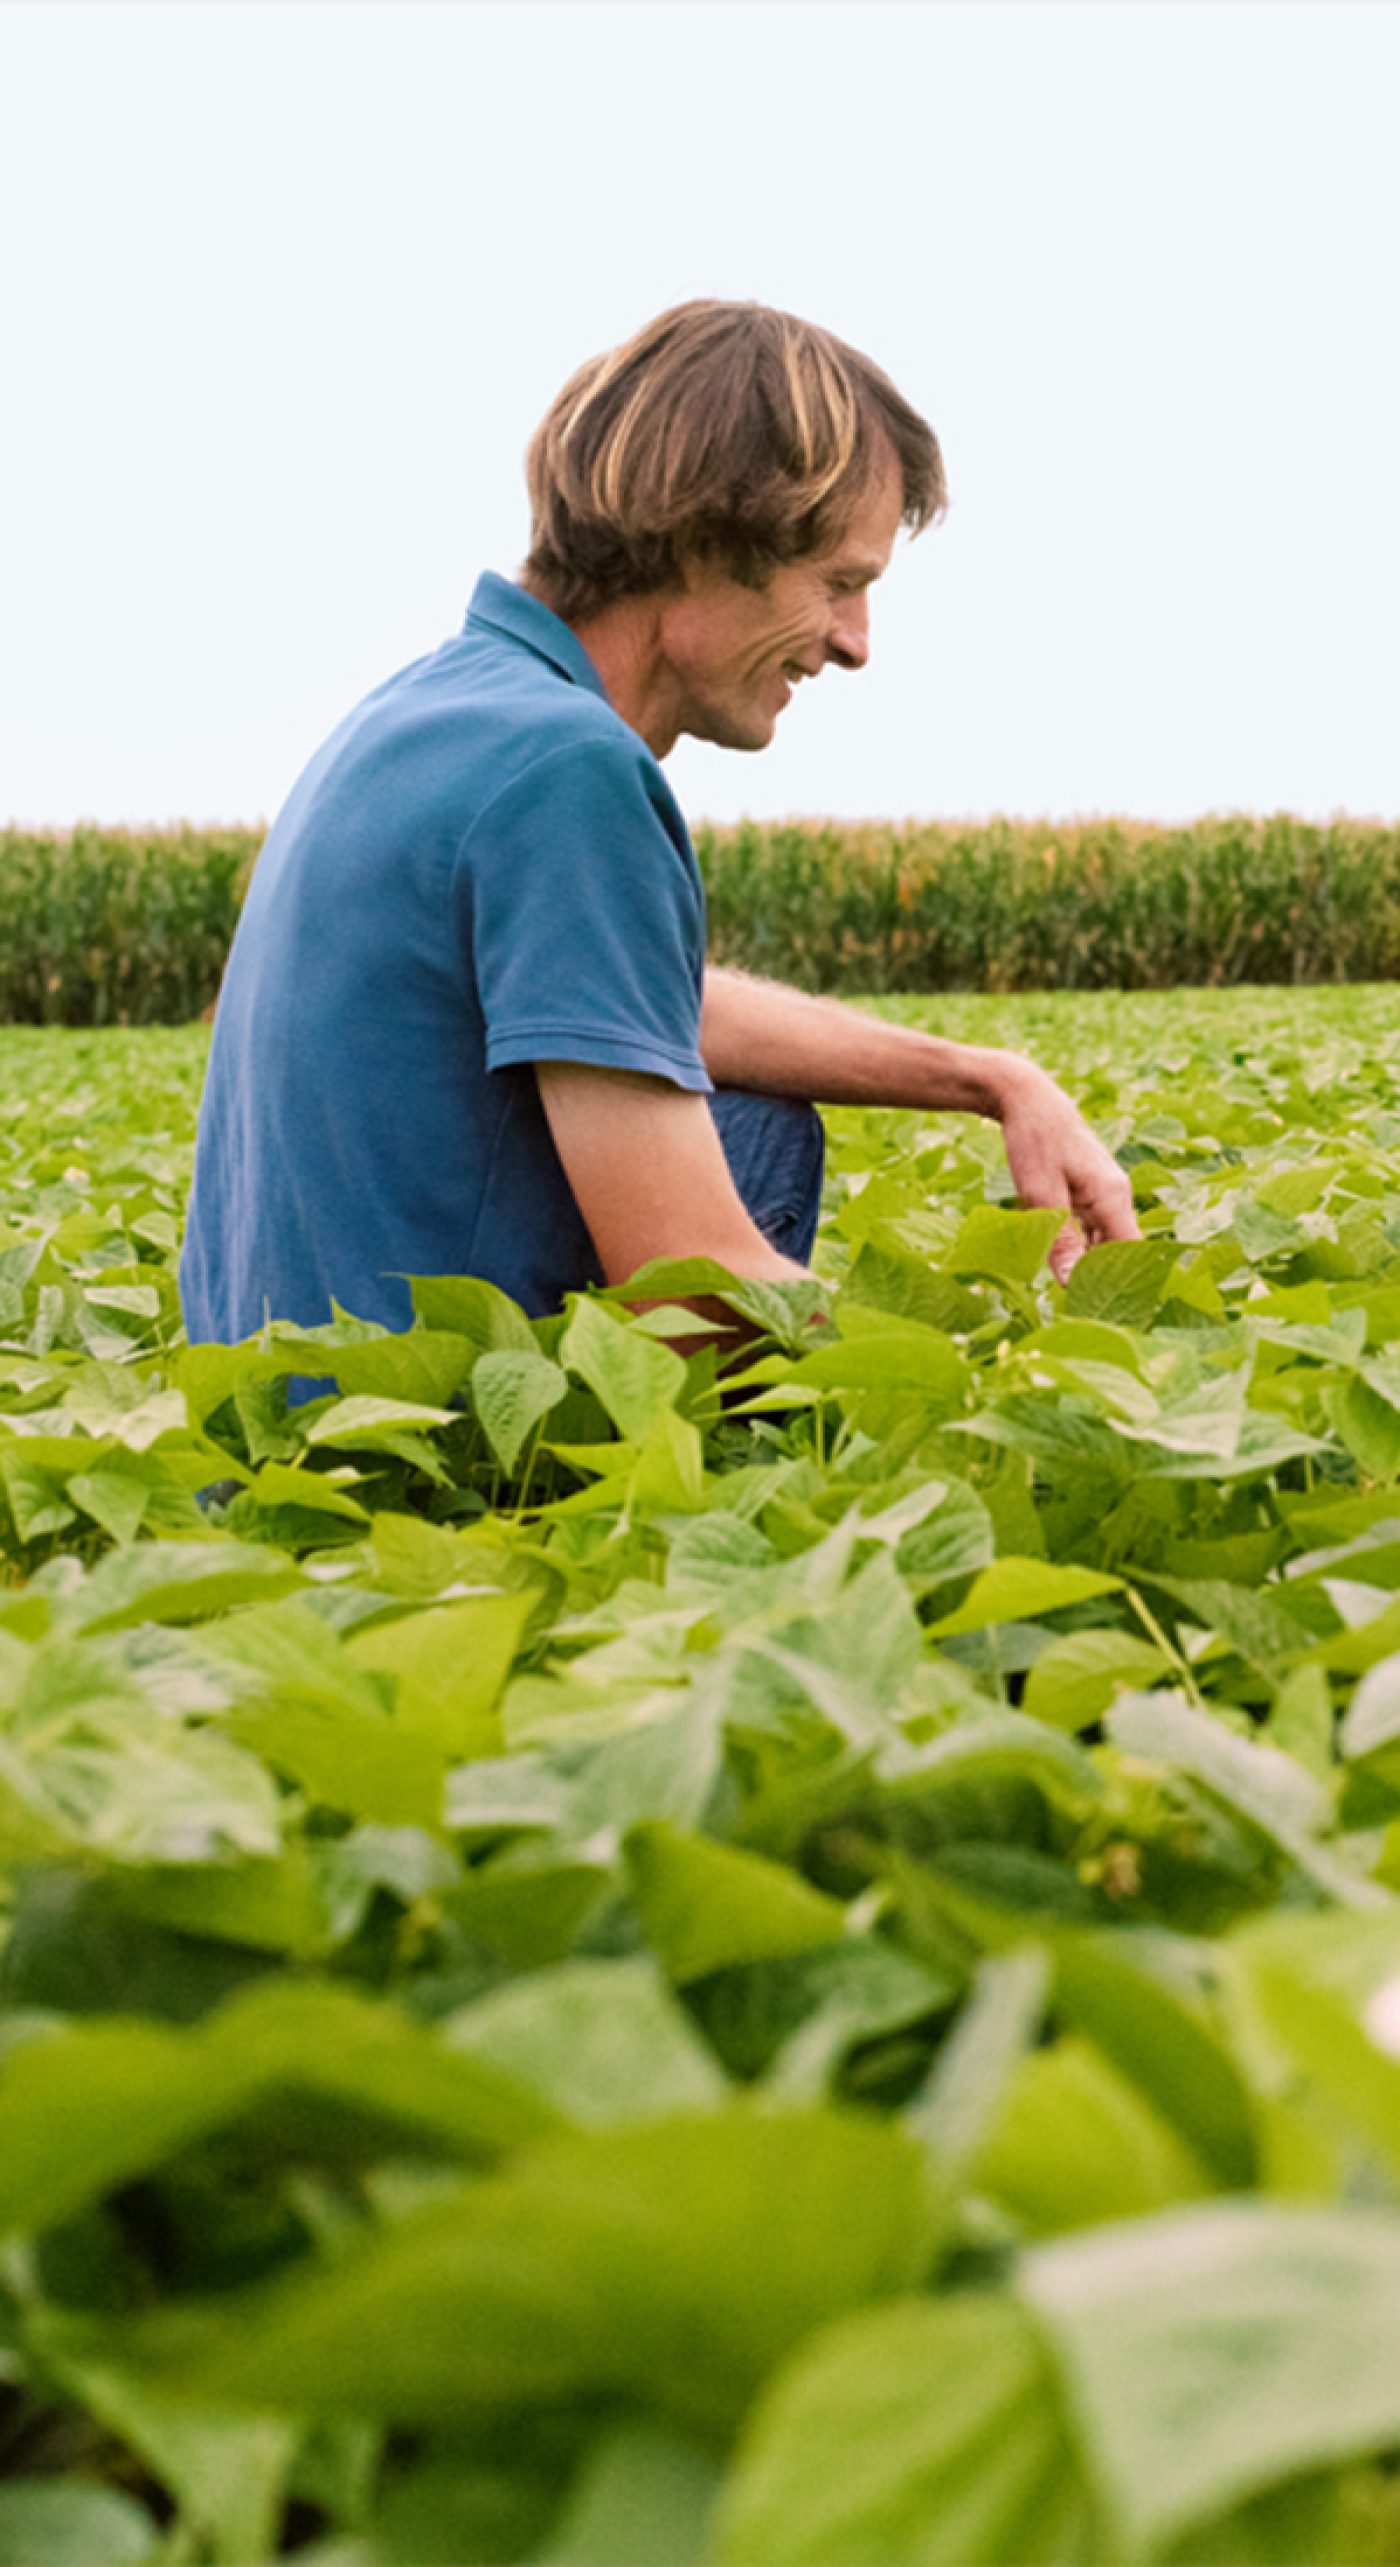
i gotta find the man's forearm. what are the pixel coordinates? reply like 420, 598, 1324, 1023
699, 965, 1035, 1120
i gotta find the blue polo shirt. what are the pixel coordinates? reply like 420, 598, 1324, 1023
179, 574, 712, 1344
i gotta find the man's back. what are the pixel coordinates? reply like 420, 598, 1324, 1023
179, 574, 712, 1345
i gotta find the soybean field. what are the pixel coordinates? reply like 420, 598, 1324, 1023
4, 988, 1400, 2563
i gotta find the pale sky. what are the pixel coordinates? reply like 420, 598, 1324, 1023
3, 1, 1397, 832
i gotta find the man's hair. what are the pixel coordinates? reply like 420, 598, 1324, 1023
521, 299, 946, 622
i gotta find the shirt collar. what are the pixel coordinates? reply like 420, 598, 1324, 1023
464, 571, 610, 703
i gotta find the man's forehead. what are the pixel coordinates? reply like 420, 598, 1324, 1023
824, 455, 905, 575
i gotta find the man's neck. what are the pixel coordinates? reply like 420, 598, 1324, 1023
521, 580, 682, 758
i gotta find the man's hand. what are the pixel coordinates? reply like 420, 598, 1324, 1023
995, 1060, 1140, 1284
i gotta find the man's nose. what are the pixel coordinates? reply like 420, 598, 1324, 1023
825, 596, 870, 672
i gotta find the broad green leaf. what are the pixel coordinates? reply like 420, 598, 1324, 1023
0, 2482, 157, 2567
930, 1558, 1122, 1636
595, 1254, 748, 1306
759, 1939, 956, 2103
113, 1844, 348, 1959
1024, 2203, 1400, 2561
349, 2455, 549, 2567
738, 1313, 966, 1411
90, 2108, 947, 2439
66, 1466, 151, 1543
472, 1348, 568, 1473
1062, 1238, 1178, 1326
227, 1692, 448, 1825
1107, 1691, 1372, 1905
68, 1539, 304, 1633
839, 1239, 983, 1334
974, 2033, 1216, 2231
1230, 1911, 1400, 2185
1024, 1629, 1170, 1731
1339, 1648, 1400, 1783
894, 1479, 997, 1592
346, 1591, 532, 1754
441, 1958, 726, 2124
1329, 1373, 1400, 1481
907, 1945, 1051, 2177
629, 1403, 706, 1512
263, 1323, 476, 1406
1137, 1573, 1313, 1671
883, 1716, 1103, 1828
625, 1822, 850, 1983
407, 1272, 537, 1352
534, 2421, 722, 2567
945, 1204, 1068, 1285
0, 1980, 555, 2234
561, 1297, 685, 1442
235, 1460, 369, 1522
304, 1393, 457, 1472
1265, 1662, 1335, 1781
1050, 1928, 1257, 2188
24, 2346, 296, 2567
714, 2293, 1095, 2567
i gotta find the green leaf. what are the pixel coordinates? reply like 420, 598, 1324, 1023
1024, 1629, 1170, 1731
66, 1466, 151, 1543
441, 1958, 727, 2125
930, 1558, 1122, 1636
1023, 2203, 1400, 2562
472, 1349, 568, 1473
906, 1945, 1051, 2177
561, 1296, 686, 1442
1137, 1574, 1313, 1672
69, 1539, 304, 1633
227, 1692, 448, 1825
893, 1480, 996, 1593
839, 1239, 983, 1334
535, 2422, 722, 2567
974, 2034, 1216, 2231
93, 2108, 947, 2439
346, 1592, 532, 1755
1107, 1691, 1369, 1905
263, 1323, 476, 1406
24, 2347, 296, 2567
0, 1980, 555, 2235
236, 1461, 369, 1523
945, 1204, 1068, 1285
1339, 1648, 1400, 1783
1230, 1911, 1400, 2186
753, 1313, 966, 1409
714, 2293, 1096, 2567
1062, 1238, 1179, 1327
0, 2482, 157, 2567
304, 1392, 457, 1454
1050, 1928, 1257, 2188
407, 1272, 537, 1353
625, 1823, 850, 1983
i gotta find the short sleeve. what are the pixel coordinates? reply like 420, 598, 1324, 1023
458, 732, 713, 1092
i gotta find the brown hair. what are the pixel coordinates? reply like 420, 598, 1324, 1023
521, 299, 946, 622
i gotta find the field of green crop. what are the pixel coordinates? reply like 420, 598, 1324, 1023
7, 987, 1400, 2564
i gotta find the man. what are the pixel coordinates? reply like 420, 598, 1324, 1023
179, 301, 1137, 1357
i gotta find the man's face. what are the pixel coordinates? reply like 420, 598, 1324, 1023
655, 451, 904, 753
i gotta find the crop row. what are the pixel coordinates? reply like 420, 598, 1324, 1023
3, 813, 1400, 1024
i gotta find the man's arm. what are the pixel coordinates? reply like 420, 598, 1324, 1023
701, 965, 1138, 1280
535, 1063, 809, 1361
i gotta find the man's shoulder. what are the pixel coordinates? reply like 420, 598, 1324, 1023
386, 623, 660, 797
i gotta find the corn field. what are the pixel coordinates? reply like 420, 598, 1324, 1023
1, 814, 1398, 1023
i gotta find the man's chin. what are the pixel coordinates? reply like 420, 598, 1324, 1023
692, 709, 777, 753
